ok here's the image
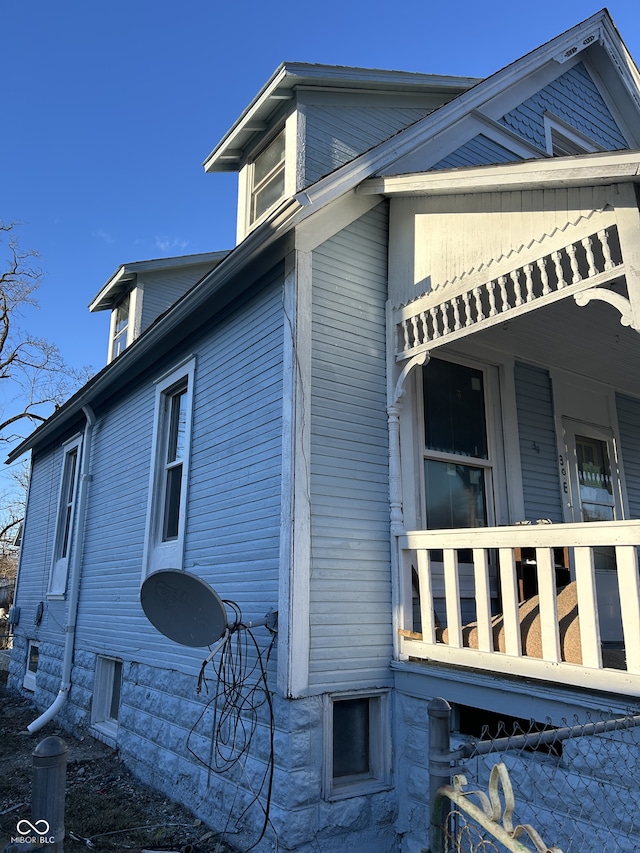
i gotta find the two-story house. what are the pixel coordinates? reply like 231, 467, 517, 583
8, 10, 640, 852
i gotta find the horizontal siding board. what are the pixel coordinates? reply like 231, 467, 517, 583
139, 263, 215, 332
432, 134, 523, 170
305, 105, 429, 183
514, 361, 564, 523
309, 203, 392, 691
616, 393, 640, 520
53, 266, 285, 675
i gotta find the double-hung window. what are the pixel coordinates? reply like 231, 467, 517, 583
48, 435, 82, 596
249, 128, 286, 225
145, 359, 195, 574
422, 357, 492, 531
110, 293, 130, 360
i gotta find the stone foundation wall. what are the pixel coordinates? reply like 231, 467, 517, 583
8, 644, 399, 852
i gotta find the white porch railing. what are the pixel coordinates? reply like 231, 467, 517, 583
398, 520, 640, 696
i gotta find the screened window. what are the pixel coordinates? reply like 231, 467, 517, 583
49, 436, 82, 596
250, 129, 285, 224
423, 358, 490, 529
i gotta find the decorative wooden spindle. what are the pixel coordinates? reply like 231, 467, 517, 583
523, 263, 535, 302
552, 250, 565, 289
488, 279, 498, 316
582, 234, 597, 277
566, 242, 581, 283
463, 290, 473, 327
497, 275, 508, 310
599, 227, 614, 271
537, 257, 550, 296
510, 270, 523, 306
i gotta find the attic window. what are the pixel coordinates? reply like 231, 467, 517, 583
544, 114, 601, 157
111, 293, 130, 359
250, 129, 285, 224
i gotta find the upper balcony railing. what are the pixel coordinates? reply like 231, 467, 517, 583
398, 520, 640, 696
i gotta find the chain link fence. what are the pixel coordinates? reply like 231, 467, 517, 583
428, 698, 640, 853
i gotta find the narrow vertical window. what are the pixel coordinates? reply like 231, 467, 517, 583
162, 384, 188, 541
49, 436, 82, 596
111, 293, 130, 359
250, 129, 286, 224
144, 359, 195, 575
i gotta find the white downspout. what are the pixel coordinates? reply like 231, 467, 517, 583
28, 405, 96, 733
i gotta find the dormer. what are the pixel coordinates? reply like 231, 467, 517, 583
89, 251, 229, 363
203, 63, 481, 244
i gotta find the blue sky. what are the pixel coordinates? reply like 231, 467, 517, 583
1, 0, 639, 378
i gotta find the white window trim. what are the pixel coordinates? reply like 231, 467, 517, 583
142, 357, 196, 577
417, 354, 506, 530
543, 112, 603, 157
92, 655, 123, 741
323, 690, 391, 801
108, 286, 143, 363
23, 640, 39, 691
238, 113, 296, 242
48, 434, 83, 598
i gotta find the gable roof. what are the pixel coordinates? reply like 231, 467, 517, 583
7, 9, 640, 464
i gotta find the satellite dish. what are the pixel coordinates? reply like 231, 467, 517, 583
140, 569, 228, 648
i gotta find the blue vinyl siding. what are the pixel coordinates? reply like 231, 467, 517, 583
616, 393, 640, 520
499, 62, 627, 152
305, 105, 429, 185
139, 263, 215, 334
431, 134, 523, 169
309, 203, 392, 690
514, 361, 563, 523
73, 267, 284, 675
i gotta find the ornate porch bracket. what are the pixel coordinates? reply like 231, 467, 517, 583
574, 287, 639, 331
388, 352, 428, 534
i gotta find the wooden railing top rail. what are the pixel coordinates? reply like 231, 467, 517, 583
400, 519, 640, 550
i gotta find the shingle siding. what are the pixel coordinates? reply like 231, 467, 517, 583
499, 62, 627, 152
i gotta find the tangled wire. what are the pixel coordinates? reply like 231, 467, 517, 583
187, 601, 276, 851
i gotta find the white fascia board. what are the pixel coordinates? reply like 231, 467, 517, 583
357, 149, 640, 197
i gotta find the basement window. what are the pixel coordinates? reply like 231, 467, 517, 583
23, 641, 39, 691
325, 691, 391, 799
92, 656, 123, 740
455, 704, 562, 757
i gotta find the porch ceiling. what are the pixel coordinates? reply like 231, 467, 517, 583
448, 290, 640, 396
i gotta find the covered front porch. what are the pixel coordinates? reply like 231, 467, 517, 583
376, 153, 640, 698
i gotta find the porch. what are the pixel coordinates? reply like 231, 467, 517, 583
398, 519, 640, 696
